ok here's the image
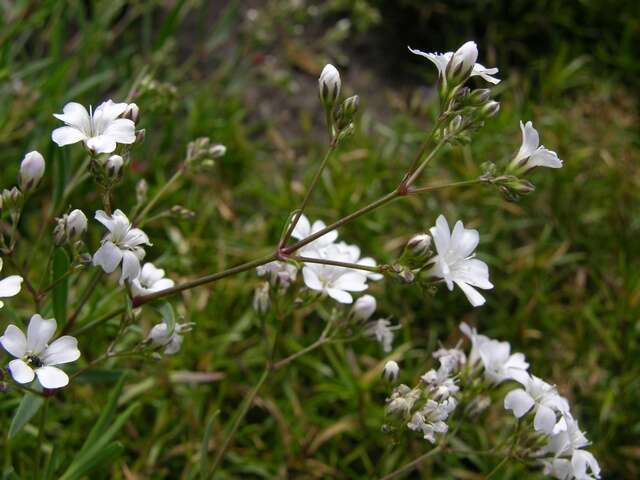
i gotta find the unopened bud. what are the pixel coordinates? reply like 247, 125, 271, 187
334, 95, 360, 131
135, 129, 146, 144
318, 64, 341, 108
136, 179, 148, 204
449, 115, 464, 133
480, 100, 500, 119
497, 176, 535, 202
1, 187, 23, 213
406, 233, 432, 257
19, 151, 45, 192
170, 205, 196, 219
392, 264, 415, 283
123, 103, 140, 123
66, 209, 87, 239
446, 41, 478, 85
106, 155, 124, 179
382, 360, 400, 382
352, 294, 376, 321
468, 88, 491, 106
209, 144, 226, 158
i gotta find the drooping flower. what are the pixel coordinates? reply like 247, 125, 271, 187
0, 258, 22, 309
148, 321, 194, 355
366, 318, 398, 352
427, 215, 493, 307
51, 100, 136, 154
383, 360, 400, 382
409, 42, 500, 86
0, 314, 80, 389
504, 373, 570, 433
510, 121, 563, 173
92, 209, 151, 284
130, 262, 175, 297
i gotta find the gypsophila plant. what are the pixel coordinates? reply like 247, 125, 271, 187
0, 40, 598, 479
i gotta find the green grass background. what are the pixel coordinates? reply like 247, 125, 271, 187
0, 1, 638, 478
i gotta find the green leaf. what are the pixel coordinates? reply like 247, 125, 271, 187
200, 410, 220, 480
51, 248, 70, 327
80, 373, 126, 451
157, 301, 176, 337
59, 442, 124, 480
8, 393, 44, 439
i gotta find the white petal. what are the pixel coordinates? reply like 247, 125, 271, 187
8, 359, 35, 384
504, 389, 535, 418
302, 266, 323, 291
450, 221, 479, 258
455, 281, 486, 307
332, 272, 368, 292
123, 228, 150, 247
0, 275, 23, 297
150, 278, 174, 292
102, 118, 136, 144
454, 258, 493, 289
527, 147, 563, 169
93, 241, 123, 273
571, 450, 600, 479
514, 121, 540, 163
471, 63, 501, 84
408, 47, 452, 76
94, 210, 115, 230
53, 102, 91, 131
534, 404, 557, 434
291, 214, 311, 240
120, 251, 141, 285
358, 257, 383, 281
51, 126, 87, 147
41, 336, 80, 365
86, 135, 117, 154
35, 366, 69, 389
430, 215, 451, 255
93, 100, 128, 123
26, 314, 57, 355
0, 325, 27, 358
327, 288, 353, 304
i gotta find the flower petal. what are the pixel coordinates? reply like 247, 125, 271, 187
86, 135, 117, 154
41, 336, 80, 365
93, 241, 123, 273
291, 214, 311, 240
120, 251, 142, 285
51, 126, 87, 147
0, 325, 27, 358
450, 221, 479, 259
514, 121, 540, 163
8, 359, 35, 384
430, 215, 451, 255
455, 280, 486, 307
35, 366, 69, 389
504, 388, 535, 418
102, 118, 136, 144
0, 275, 23, 297
327, 288, 353, 304
26, 314, 57, 355
302, 266, 323, 291
53, 102, 91, 131
534, 404, 557, 434
332, 272, 368, 292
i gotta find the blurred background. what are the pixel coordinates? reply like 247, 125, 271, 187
1, 1, 639, 478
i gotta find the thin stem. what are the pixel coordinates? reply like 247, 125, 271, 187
290, 255, 383, 274
62, 269, 103, 335
70, 306, 126, 336
408, 179, 482, 195
5, 255, 40, 309
404, 137, 448, 187
132, 253, 277, 307
39, 267, 76, 295
34, 397, 49, 480
380, 446, 443, 480
283, 190, 401, 255
135, 168, 183, 226
272, 337, 329, 371
486, 456, 510, 479
279, 139, 338, 248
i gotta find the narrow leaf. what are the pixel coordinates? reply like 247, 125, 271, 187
8, 393, 44, 439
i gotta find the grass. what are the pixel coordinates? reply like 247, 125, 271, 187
1, 1, 638, 478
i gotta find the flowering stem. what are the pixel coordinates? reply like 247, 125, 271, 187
5, 255, 40, 309
62, 269, 103, 335
279, 138, 338, 248
34, 397, 49, 479
486, 456, 510, 479
380, 446, 443, 480
404, 137, 448, 187
408, 178, 483, 195
132, 253, 278, 307
135, 167, 184, 226
70, 306, 127, 336
289, 255, 384, 274
272, 337, 330, 370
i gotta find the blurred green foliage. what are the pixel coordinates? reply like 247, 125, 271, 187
0, 0, 638, 478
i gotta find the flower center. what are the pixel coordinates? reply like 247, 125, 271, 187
26, 354, 44, 368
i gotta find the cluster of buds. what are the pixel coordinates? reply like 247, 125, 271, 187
185, 137, 226, 172
318, 64, 359, 139
170, 205, 196, 220
53, 209, 88, 246
1, 187, 23, 219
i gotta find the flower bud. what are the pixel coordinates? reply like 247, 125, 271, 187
209, 144, 226, 158
66, 209, 87, 239
468, 88, 491, 106
334, 95, 360, 131
382, 360, 400, 382
1, 187, 23, 214
136, 179, 148, 204
106, 155, 124, 179
352, 294, 376, 321
446, 41, 478, 85
19, 151, 45, 192
479, 100, 500, 119
123, 103, 140, 123
406, 233, 432, 257
135, 129, 146, 144
170, 205, 196, 219
318, 64, 341, 109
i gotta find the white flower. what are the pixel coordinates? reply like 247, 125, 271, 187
0, 314, 80, 389
433, 346, 466, 375
105, 154, 124, 178
318, 64, 341, 107
67, 209, 88, 237
130, 262, 175, 297
428, 215, 493, 307
291, 214, 338, 254
477, 337, 529, 384
256, 261, 298, 288
409, 42, 500, 85
0, 259, 22, 309
504, 373, 570, 433
19, 151, 45, 191
386, 384, 421, 416
334, 241, 383, 281
301, 243, 368, 304
51, 100, 136, 154
92, 209, 151, 284
459, 322, 490, 365
366, 318, 398, 352
510, 121, 563, 173
542, 454, 600, 480
148, 321, 194, 355
383, 360, 400, 382
352, 294, 376, 321
407, 398, 457, 443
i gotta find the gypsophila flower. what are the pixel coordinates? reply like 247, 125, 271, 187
386, 384, 421, 416
366, 318, 398, 352
407, 397, 457, 444
428, 215, 493, 307
256, 261, 298, 288
352, 294, 377, 321
52, 100, 136, 154
510, 121, 563, 173
383, 360, 400, 382
504, 372, 570, 434
130, 262, 175, 297
334, 241, 384, 281
409, 41, 500, 87
0, 259, 22, 309
148, 321, 194, 355
291, 214, 338, 254
92, 209, 151, 284
0, 314, 80, 389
